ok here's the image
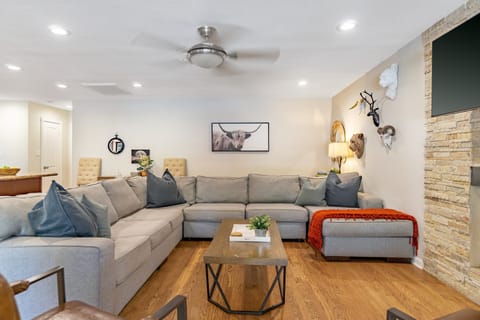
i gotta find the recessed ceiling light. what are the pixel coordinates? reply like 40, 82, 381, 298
56, 83, 68, 89
337, 19, 357, 32
49, 25, 70, 36
132, 82, 143, 88
5, 64, 22, 71
298, 79, 308, 87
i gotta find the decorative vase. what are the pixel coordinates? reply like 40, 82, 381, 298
140, 170, 147, 177
254, 229, 267, 237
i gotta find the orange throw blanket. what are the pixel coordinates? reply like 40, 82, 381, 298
308, 208, 418, 254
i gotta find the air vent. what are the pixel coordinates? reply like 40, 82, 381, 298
81, 82, 130, 95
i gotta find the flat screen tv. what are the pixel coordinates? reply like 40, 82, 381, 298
431, 12, 480, 117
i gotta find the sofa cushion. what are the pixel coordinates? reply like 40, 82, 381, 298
295, 180, 327, 206
122, 205, 185, 230
0, 194, 41, 240
126, 176, 147, 207
248, 174, 300, 203
325, 172, 362, 207
111, 219, 172, 249
183, 203, 245, 222
196, 176, 248, 203
69, 183, 119, 225
114, 235, 151, 285
176, 176, 196, 204
28, 181, 97, 237
146, 170, 186, 208
102, 178, 143, 218
81, 195, 111, 238
322, 219, 413, 237
246, 203, 308, 222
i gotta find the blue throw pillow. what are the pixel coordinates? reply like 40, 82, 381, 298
81, 195, 111, 238
325, 171, 362, 207
295, 180, 327, 206
146, 169, 186, 208
28, 181, 98, 237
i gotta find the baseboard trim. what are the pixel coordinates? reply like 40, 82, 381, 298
412, 256, 424, 269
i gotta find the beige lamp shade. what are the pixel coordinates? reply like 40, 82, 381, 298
328, 142, 351, 158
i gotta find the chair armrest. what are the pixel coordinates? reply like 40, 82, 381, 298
10, 266, 65, 306
142, 295, 187, 320
386, 307, 416, 320
358, 192, 384, 208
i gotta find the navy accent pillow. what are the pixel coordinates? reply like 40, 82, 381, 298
28, 181, 98, 237
325, 172, 362, 207
295, 180, 327, 206
81, 195, 111, 238
146, 169, 186, 208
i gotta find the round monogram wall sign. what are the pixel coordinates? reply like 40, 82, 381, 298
107, 134, 125, 154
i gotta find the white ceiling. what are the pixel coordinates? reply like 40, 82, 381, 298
0, 0, 466, 108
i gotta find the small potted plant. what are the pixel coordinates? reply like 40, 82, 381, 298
137, 155, 153, 176
248, 214, 271, 237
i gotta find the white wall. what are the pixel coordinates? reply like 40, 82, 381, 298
0, 101, 28, 171
72, 97, 332, 179
332, 37, 426, 265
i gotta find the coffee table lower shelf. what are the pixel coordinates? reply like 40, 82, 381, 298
205, 263, 286, 315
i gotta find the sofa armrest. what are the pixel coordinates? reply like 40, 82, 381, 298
358, 192, 384, 208
0, 236, 115, 319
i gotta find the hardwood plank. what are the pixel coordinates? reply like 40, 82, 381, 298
119, 241, 479, 320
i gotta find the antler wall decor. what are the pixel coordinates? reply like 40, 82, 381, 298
360, 90, 380, 127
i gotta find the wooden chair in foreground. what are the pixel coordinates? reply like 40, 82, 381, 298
0, 266, 187, 320
387, 307, 480, 320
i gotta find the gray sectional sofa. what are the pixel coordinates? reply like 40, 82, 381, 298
0, 172, 410, 319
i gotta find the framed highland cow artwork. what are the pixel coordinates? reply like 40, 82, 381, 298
211, 122, 269, 152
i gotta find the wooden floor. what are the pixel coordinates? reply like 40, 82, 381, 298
120, 241, 479, 320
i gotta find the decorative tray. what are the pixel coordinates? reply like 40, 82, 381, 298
229, 224, 271, 243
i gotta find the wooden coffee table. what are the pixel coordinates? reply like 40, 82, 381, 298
203, 218, 288, 315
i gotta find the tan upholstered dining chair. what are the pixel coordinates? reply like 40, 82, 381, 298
0, 266, 187, 320
163, 158, 187, 176
77, 158, 101, 186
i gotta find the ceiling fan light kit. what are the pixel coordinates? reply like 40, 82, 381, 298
187, 43, 227, 68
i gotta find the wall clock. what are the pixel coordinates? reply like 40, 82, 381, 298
107, 134, 125, 154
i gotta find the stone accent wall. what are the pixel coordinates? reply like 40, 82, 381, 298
423, 0, 480, 304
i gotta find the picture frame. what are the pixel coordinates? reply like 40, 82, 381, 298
131, 149, 150, 163
211, 122, 269, 152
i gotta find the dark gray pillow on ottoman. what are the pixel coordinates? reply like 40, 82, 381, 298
146, 169, 186, 208
325, 172, 362, 207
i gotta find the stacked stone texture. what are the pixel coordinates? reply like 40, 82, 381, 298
423, 0, 480, 304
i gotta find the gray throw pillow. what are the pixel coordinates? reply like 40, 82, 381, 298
295, 180, 327, 206
81, 195, 111, 238
325, 172, 362, 207
28, 181, 98, 237
146, 169, 186, 208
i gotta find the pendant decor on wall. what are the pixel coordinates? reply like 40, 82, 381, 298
107, 134, 125, 154
211, 122, 269, 152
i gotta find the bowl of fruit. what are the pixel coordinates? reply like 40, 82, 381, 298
0, 166, 20, 176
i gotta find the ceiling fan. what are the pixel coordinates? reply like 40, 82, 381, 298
132, 25, 280, 71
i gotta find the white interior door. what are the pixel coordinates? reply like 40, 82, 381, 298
41, 119, 63, 192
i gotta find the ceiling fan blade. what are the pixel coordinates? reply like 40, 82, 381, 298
131, 32, 186, 53
207, 23, 249, 46
228, 48, 280, 63
211, 62, 245, 76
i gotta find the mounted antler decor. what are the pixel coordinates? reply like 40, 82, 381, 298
360, 90, 380, 127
